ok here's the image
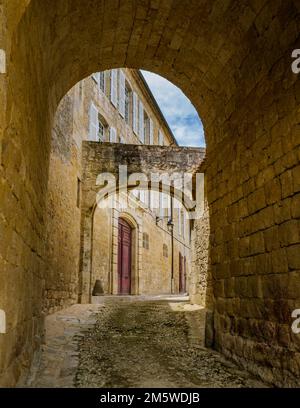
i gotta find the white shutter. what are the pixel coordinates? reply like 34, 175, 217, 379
158, 130, 164, 146
149, 119, 154, 145
110, 127, 117, 143
92, 72, 100, 83
150, 190, 155, 210
139, 100, 144, 143
99, 71, 105, 92
133, 92, 138, 134
110, 69, 118, 107
163, 193, 169, 216
159, 193, 164, 217
140, 190, 149, 206
119, 70, 126, 117
89, 103, 99, 141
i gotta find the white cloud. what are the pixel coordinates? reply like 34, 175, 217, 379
141, 71, 205, 147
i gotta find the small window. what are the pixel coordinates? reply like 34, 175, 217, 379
144, 112, 150, 144
98, 119, 105, 142
110, 69, 118, 107
99, 71, 105, 93
125, 84, 132, 125
163, 244, 168, 258
109, 127, 117, 143
76, 178, 81, 208
143, 232, 149, 250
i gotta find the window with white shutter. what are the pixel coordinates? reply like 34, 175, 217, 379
163, 193, 169, 217
89, 103, 99, 141
159, 193, 164, 218
149, 119, 154, 145
119, 70, 126, 117
99, 72, 105, 93
110, 69, 118, 107
150, 190, 156, 211
92, 72, 100, 83
139, 100, 144, 143
133, 92, 138, 134
109, 127, 117, 143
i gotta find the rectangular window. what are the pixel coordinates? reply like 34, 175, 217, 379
77, 178, 81, 208
159, 193, 164, 218
150, 190, 156, 211
98, 120, 105, 142
119, 70, 126, 117
110, 126, 117, 143
125, 87, 130, 124
149, 118, 154, 145
163, 193, 169, 218
133, 92, 138, 134
139, 100, 144, 143
163, 244, 168, 257
110, 69, 118, 107
144, 114, 150, 144
89, 103, 99, 141
99, 71, 105, 93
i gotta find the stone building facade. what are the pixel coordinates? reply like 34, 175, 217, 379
1, 0, 300, 388
46, 68, 192, 309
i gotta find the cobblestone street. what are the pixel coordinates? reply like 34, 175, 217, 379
25, 296, 266, 388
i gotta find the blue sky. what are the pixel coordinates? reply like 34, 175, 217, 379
141, 71, 205, 147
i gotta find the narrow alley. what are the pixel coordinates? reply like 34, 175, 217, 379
25, 297, 266, 388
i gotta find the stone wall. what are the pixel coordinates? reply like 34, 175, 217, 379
82, 142, 201, 299
1, 0, 300, 387
190, 206, 211, 307
44, 89, 82, 314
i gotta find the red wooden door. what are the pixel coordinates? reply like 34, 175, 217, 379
118, 218, 132, 295
179, 253, 186, 294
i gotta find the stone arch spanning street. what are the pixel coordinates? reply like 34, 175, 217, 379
80, 141, 205, 303
0, 0, 300, 387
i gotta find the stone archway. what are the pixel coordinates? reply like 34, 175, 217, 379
80, 141, 205, 303
1, 0, 300, 387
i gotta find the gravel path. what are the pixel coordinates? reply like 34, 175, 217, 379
75, 297, 265, 388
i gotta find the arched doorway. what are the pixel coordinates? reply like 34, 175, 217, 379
118, 218, 132, 295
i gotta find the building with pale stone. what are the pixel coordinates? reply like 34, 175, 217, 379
48, 68, 191, 303
2, 1, 300, 388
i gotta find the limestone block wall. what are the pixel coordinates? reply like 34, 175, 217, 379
206, 53, 300, 386
1, 0, 300, 388
92, 194, 191, 296
44, 90, 82, 313
190, 207, 212, 308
